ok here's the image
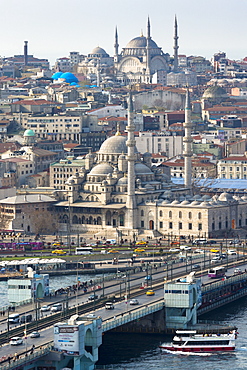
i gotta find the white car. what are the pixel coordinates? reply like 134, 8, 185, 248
180, 245, 191, 251
40, 305, 50, 312
129, 299, 139, 305
227, 250, 237, 255
169, 248, 180, 253
194, 249, 204, 254
10, 336, 23, 345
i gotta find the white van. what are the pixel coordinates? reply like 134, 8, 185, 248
105, 302, 114, 310
8, 314, 20, 324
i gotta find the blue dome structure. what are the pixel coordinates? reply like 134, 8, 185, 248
60, 72, 79, 83
51, 72, 63, 80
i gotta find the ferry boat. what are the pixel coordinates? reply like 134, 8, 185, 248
160, 330, 237, 352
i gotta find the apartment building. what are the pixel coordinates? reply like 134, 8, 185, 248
217, 154, 247, 179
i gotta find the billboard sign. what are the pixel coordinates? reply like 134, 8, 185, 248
54, 325, 83, 355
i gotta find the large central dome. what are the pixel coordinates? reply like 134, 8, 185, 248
98, 135, 127, 155
126, 36, 158, 49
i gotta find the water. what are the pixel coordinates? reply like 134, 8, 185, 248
0, 273, 106, 307
96, 297, 247, 369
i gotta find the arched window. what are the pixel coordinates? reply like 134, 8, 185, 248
159, 210, 163, 217
179, 211, 182, 219
198, 212, 202, 219
72, 215, 78, 224
141, 210, 144, 216
169, 211, 172, 218
188, 212, 192, 219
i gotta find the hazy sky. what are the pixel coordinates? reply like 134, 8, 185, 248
1, 0, 246, 66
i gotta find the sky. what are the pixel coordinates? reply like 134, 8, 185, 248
0, 0, 246, 67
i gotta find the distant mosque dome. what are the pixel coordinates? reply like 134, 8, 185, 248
126, 36, 158, 49
89, 46, 109, 57
23, 129, 35, 137
202, 85, 228, 100
52, 71, 63, 80
59, 72, 79, 84
135, 163, 153, 175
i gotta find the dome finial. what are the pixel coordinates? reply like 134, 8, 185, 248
115, 123, 121, 136
140, 29, 144, 37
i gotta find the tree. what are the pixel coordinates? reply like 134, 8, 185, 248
29, 207, 59, 235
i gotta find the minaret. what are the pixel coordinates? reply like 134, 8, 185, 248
114, 26, 119, 63
126, 92, 136, 229
24, 41, 28, 66
183, 89, 193, 192
96, 59, 100, 87
146, 17, 151, 82
173, 15, 179, 72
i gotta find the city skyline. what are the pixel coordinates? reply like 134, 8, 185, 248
0, 0, 246, 66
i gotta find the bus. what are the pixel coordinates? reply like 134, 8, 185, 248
75, 247, 93, 255
208, 266, 226, 278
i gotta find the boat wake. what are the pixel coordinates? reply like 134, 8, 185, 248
161, 349, 212, 356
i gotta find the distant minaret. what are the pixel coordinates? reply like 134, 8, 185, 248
114, 26, 119, 63
126, 92, 136, 229
24, 41, 28, 66
183, 89, 193, 192
146, 17, 151, 82
96, 59, 100, 87
173, 16, 179, 72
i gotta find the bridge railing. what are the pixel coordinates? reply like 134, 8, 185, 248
0, 342, 53, 370
102, 301, 165, 332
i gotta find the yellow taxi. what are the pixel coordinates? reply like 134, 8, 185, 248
52, 249, 66, 255
53, 242, 62, 247
134, 248, 145, 253
146, 290, 155, 296
108, 249, 119, 254
210, 249, 219, 253
136, 241, 147, 246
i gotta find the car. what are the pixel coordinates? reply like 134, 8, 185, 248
105, 302, 114, 310
144, 275, 152, 281
194, 249, 204, 254
107, 249, 119, 254
210, 249, 220, 253
180, 245, 191, 251
40, 305, 50, 312
136, 241, 147, 246
192, 264, 201, 270
129, 299, 139, 305
234, 268, 242, 275
10, 336, 23, 345
211, 256, 221, 263
52, 242, 62, 247
169, 248, 180, 253
88, 294, 98, 301
30, 331, 40, 338
51, 303, 62, 312
134, 248, 145, 253
229, 239, 240, 245
52, 249, 66, 255
227, 250, 237, 255
220, 253, 227, 259
146, 290, 155, 296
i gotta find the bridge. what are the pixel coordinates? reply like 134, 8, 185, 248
0, 258, 247, 369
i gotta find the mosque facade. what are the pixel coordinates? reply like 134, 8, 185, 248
55, 92, 247, 240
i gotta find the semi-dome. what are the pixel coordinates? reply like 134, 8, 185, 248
126, 36, 158, 49
89, 163, 113, 175
23, 129, 35, 137
98, 135, 127, 155
135, 163, 153, 174
117, 177, 128, 185
218, 192, 233, 202
60, 72, 79, 83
